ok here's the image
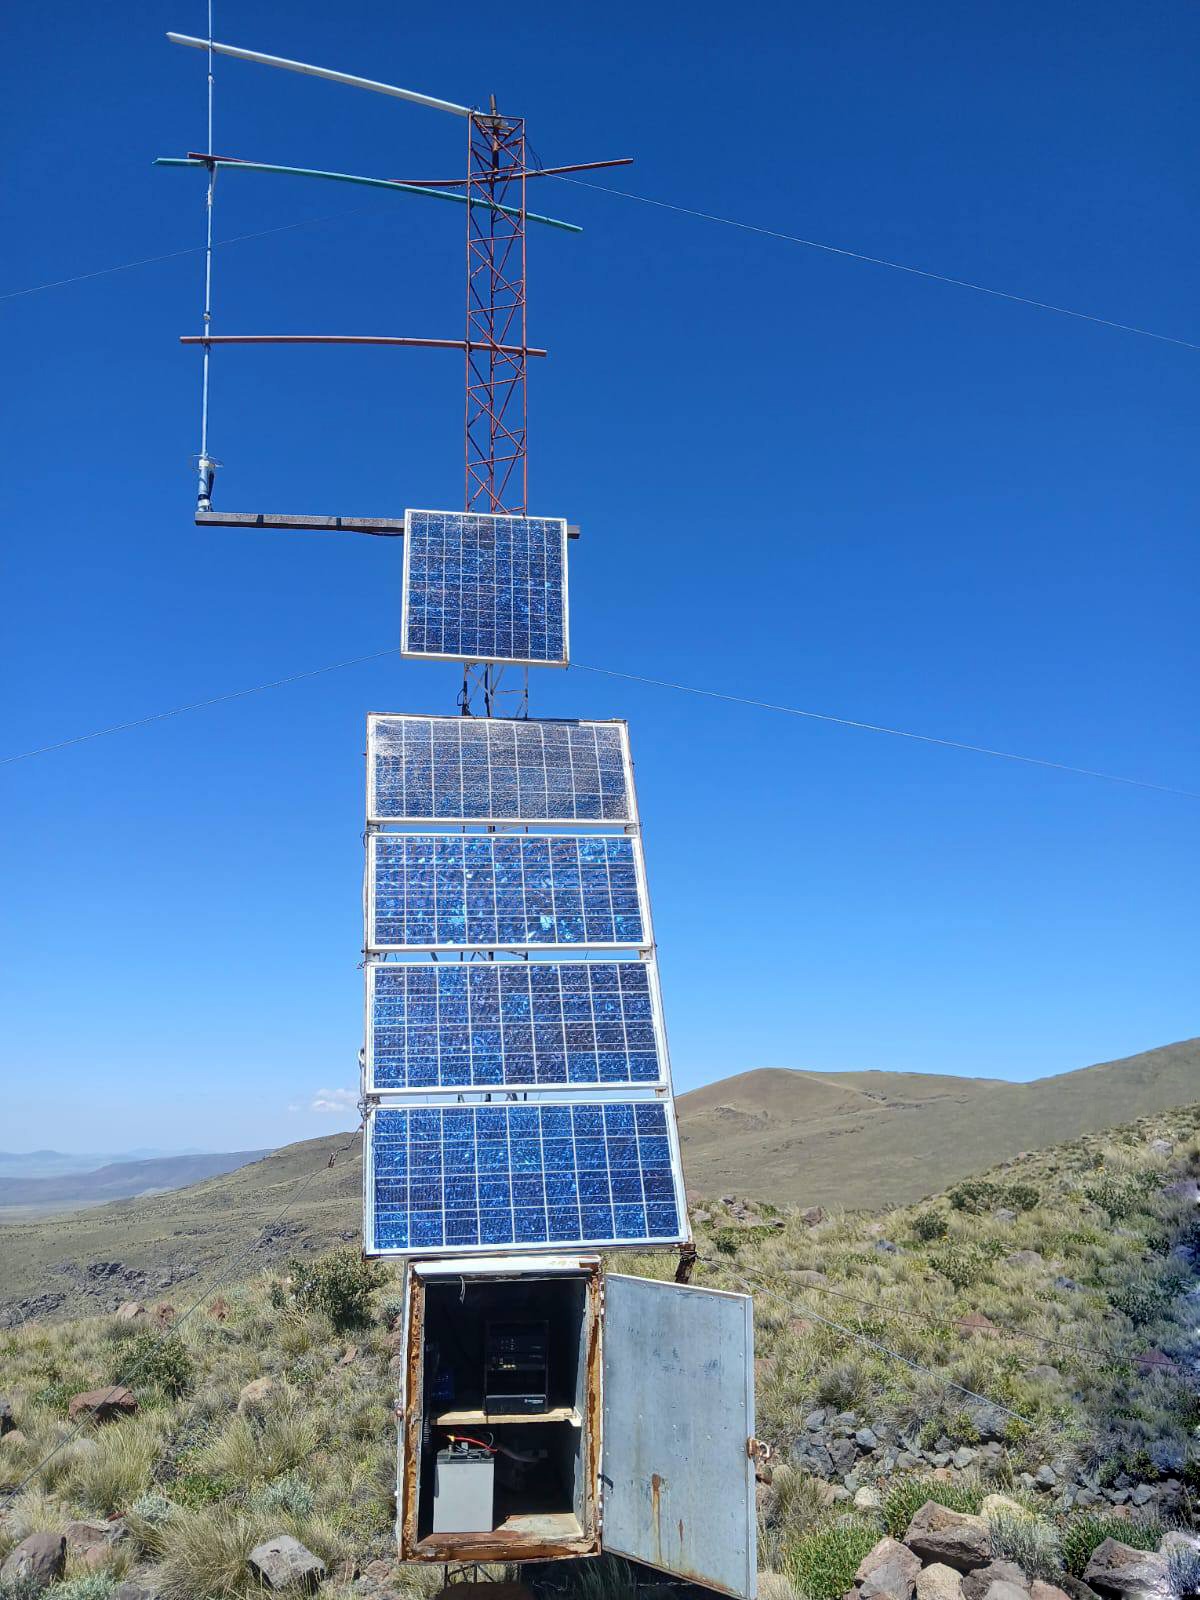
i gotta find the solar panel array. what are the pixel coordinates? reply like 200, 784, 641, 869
367, 715, 633, 824
401, 509, 568, 666
367, 1100, 682, 1251
366, 960, 666, 1093
367, 833, 647, 951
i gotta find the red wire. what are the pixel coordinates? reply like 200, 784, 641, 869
445, 1432, 497, 1453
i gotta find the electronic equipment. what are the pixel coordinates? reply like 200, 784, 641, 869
432, 1442, 494, 1533
484, 1319, 549, 1413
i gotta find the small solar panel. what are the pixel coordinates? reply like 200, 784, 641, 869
366, 833, 648, 951
365, 959, 667, 1093
367, 714, 634, 825
401, 509, 568, 666
365, 1097, 687, 1255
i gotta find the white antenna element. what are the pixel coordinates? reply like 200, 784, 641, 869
165, 34, 472, 117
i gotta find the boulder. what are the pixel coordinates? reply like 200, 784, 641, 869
903, 1502, 992, 1572
0, 1428, 28, 1447
248, 1534, 326, 1592
65, 1520, 127, 1556
953, 1448, 978, 1470
855, 1486, 884, 1512
237, 1376, 275, 1413
799, 1206, 825, 1226
956, 1312, 999, 1337
1, 1533, 67, 1593
963, 1564, 1031, 1600
855, 1538, 923, 1600
116, 1584, 161, 1600
1029, 1586, 1072, 1600
114, 1302, 146, 1322
829, 1437, 857, 1475
917, 1567, 965, 1600
68, 1385, 137, 1423
1083, 1541, 1169, 1599
1034, 1465, 1058, 1489
856, 1427, 880, 1451
981, 1495, 1032, 1521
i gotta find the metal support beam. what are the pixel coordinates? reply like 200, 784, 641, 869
194, 511, 580, 539
180, 335, 548, 356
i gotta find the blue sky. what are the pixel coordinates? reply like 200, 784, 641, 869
2, 0, 1196, 1152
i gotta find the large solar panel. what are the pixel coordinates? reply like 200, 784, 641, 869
365, 959, 667, 1093
366, 833, 648, 951
401, 509, 568, 666
364, 1097, 687, 1255
366, 714, 634, 825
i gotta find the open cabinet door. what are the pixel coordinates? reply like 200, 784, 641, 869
601, 1275, 757, 1599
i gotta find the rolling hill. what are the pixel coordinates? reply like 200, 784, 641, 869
0, 1036, 1195, 1324
0, 1149, 272, 1215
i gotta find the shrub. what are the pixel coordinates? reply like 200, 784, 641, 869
171, 1470, 241, 1508
125, 1491, 176, 1558
1167, 1542, 1200, 1600
252, 1472, 316, 1519
788, 1519, 881, 1600
46, 1577, 116, 1600
0, 1576, 48, 1600
1006, 1184, 1041, 1212
1109, 1275, 1180, 1325
156, 1506, 269, 1600
379, 1293, 406, 1329
1061, 1513, 1163, 1577
912, 1211, 949, 1242
948, 1180, 1004, 1214
813, 1357, 873, 1411
883, 1475, 983, 1539
987, 1509, 1062, 1579
71, 1417, 161, 1515
759, 1468, 837, 1570
109, 1331, 193, 1398
287, 1249, 385, 1332
928, 1242, 988, 1289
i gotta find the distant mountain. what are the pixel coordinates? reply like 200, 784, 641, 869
676, 1037, 1200, 1207
0, 1148, 207, 1179
0, 1150, 272, 1212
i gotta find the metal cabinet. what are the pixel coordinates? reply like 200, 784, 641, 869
397, 1255, 757, 1598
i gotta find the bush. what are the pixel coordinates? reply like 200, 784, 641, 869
379, 1293, 406, 1329
1061, 1513, 1163, 1577
1109, 1275, 1180, 1325
987, 1510, 1062, 1579
788, 1519, 881, 1600
46, 1577, 116, 1600
109, 1331, 193, 1398
928, 1242, 988, 1289
252, 1472, 316, 1519
948, 1179, 1040, 1214
912, 1211, 949, 1242
125, 1491, 176, 1558
156, 1506, 269, 1600
883, 1475, 983, 1539
287, 1249, 384, 1332
71, 1417, 161, 1515
1167, 1542, 1200, 1600
1, 1576, 48, 1600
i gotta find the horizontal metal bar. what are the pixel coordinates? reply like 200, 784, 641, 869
155, 156, 582, 234
166, 32, 471, 117
195, 511, 581, 539
391, 157, 635, 188
179, 334, 548, 356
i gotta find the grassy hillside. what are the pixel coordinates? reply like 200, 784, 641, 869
0, 1106, 1195, 1600
677, 1038, 1200, 1205
1, 1039, 1197, 1322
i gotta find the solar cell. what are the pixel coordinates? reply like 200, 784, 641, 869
365, 1098, 687, 1254
367, 714, 634, 824
366, 833, 648, 951
401, 509, 568, 666
365, 959, 666, 1092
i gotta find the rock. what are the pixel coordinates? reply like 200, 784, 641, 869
1159, 1532, 1200, 1559
116, 1583, 161, 1600
903, 1501, 992, 1572
857, 1428, 880, 1451
793, 1439, 834, 1476
1129, 1485, 1154, 1508
1, 1533, 67, 1593
799, 1206, 825, 1226
154, 1304, 177, 1326
834, 1411, 858, 1428
208, 1296, 230, 1321
918, 1566, 966, 1600
968, 1404, 1009, 1441
1034, 1465, 1058, 1489
981, 1494, 1031, 1521
363, 1561, 394, 1581
1150, 1139, 1173, 1155
68, 1385, 137, 1423
1, 1428, 28, 1447
691, 1209, 712, 1225
793, 1269, 829, 1288
856, 1538, 923, 1600
248, 1534, 326, 1592
114, 1302, 146, 1322
238, 1376, 275, 1413
805, 1410, 827, 1431
953, 1448, 978, 1470
337, 1345, 359, 1367
0, 1397, 13, 1435
957, 1312, 999, 1337
1029, 1584, 1072, 1600
1132, 1349, 1177, 1374
1147, 1439, 1185, 1473
1005, 1251, 1043, 1269
830, 1437, 857, 1475
1023, 1365, 1061, 1384
65, 1520, 127, 1555
964, 1564, 1031, 1600
1083, 1540, 1169, 1599
874, 1239, 901, 1254
1053, 1276, 1080, 1292
855, 1486, 884, 1511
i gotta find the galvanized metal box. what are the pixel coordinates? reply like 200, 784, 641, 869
397, 1255, 757, 1598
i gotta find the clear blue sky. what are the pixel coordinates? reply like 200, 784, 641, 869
2, 0, 1196, 1152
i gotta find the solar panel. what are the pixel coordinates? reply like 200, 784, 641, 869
364, 1097, 687, 1254
366, 833, 648, 951
401, 509, 568, 666
367, 714, 634, 825
365, 959, 667, 1093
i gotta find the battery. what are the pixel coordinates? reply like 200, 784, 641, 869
432, 1446, 495, 1534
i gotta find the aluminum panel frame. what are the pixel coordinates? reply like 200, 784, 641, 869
365, 713, 638, 828
364, 830, 654, 954
400, 507, 569, 668
362, 1091, 690, 1259
363, 953, 675, 1097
